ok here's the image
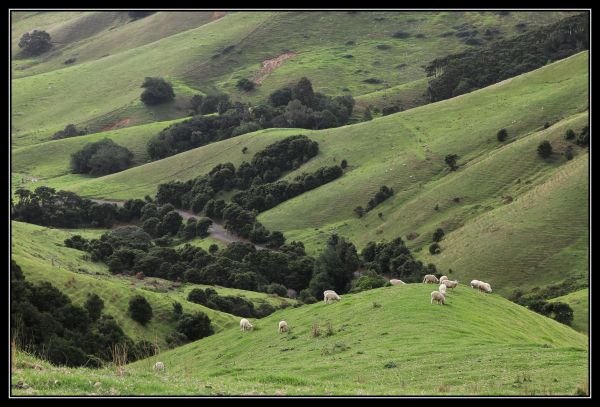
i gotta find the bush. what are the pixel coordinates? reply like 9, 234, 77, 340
70, 139, 133, 176
576, 126, 589, 146
176, 312, 213, 341
172, 302, 183, 317
52, 124, 86, 140
128, 295, 153, 325
432, 228, 445, 243
392, 31, 410, 39
565, 146, 574, 161
236, 78, 255, 91
565, 129, 576, 140
537, 141, 553, 159
265, 283, 287, 297
298, 289, 318, 304
429, 242, 441, 255
18, 30, 52, 56
445, 154, 458, 170
140, 77, 175, 106
84, 293, 104, 322
497, 128, 508, 142
382, 105, 400, 116
340, 159, 348, 169
354, 206, 365, 218
187, 288, 207, 305
350, 271, 388, 293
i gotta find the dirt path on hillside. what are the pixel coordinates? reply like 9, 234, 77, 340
90, 199, 266, 250
100, 118, 132, 133
253, 52, 297, 85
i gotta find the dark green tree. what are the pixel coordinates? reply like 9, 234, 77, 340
128, 295, 153, 325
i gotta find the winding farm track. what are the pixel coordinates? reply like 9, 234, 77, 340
90, 199, 266, 250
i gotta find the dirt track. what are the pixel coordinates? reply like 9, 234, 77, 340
90, 199, 266, 250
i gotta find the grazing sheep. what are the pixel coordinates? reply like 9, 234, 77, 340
154, 362, 165, 371
479, 282, 492, 293
278, 320, 289, 333
442, 280, 458, 289
439, 284, 447, 295
423, 274, 439, 284
470, 280, 480, 289
430, 291, 445, 305
324, 291, 342, 304
240, 318, 253, 331
439, 276, 449, 283
390, 279, 406, 285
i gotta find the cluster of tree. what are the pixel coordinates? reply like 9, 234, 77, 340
18, 30, 52, 56
10, 260, 152, 367
140, 77, 175, 106
65, 227, 316, 294
425, 13, 589, 102
52, 124, 87, 140
362, 237, 438, 283
12, 187, 146, 228
70, 138, 134, 176
307, 234, 360, 298
187, 287, 277, 318
231, 165, 343, 212
354, 186, 394, 217
147, 77, 353, 160
565, 126, 589, 146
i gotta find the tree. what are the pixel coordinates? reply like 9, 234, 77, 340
209, 244, 219, 254
340, 159, 348, 169
292, 77, 315, 107
190, 94, 204, 114
444, 154, 458, 170
354, 206, 365, 218
128, 295, 153, 325
70, 139, 133, 176
18, 30, 52, 56
236, 78, 255, 92
497, 128, 508, 142
84, 293, 104, 322
565, 129, 576, 140
161, 211, 183, 236
565, 146, 574, 161
140, 77, 175, 106
429, 243, 441, 255
269, 87, 293, 107
363, 107, 373, 121
537, 141, 553, 159
176, 312, 213, 341
432, 228, 445, 243
187, 288, 207, 305
172, 302, 183, 318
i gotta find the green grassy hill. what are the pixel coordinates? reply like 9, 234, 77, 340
12, 11, 574, 147
11, 221, 294, 349
12, 284, 588, 395
550, 289, 589, 334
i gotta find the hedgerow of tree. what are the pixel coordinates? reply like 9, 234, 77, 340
425, 14, 589, 102
147, 77, 354, 160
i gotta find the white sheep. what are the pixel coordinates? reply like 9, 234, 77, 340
278, 320, 289, 333
430, 291, 445, 305
479, 282, 492, 293
423, 274, 439, 284
470, 280, 480, 289
438, 284, 447, 295
442, 280, 458, 289
240, 318, 253, 331
389, 279, 406, 285
154, 361, 165, 371
323, 291, 341, 304
439, 276, 449, 283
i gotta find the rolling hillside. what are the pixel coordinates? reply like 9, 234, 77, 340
11, 221, 294, 348
12, 284, 588, 395
11, 11, 574, 147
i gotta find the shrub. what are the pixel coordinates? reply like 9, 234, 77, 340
432, 228, 445, 243
187, 288, 207, 305
429, 243, 441, 255
70, 139, 133, 176
128, 295, 153, 325
565, 129, 576, 140
18, 30, 52, 56
172, 302, 183, 317
265, 283, 287, 297
64, 58, 76, 65
84, 293, 104, 322
236, 78, 255, 92
64, 235, 89, 251
565, 146, 574, 161
176, 312, 213, 341
392, 31, 410, 39
497, 128, 508, 142
576, 126, 589, 146
363, 78, 383, 84
52, 124, 86, 140
140, 77, 175, 106
340, 159, 348, 169
299, 289, 318, 304
165, 331, 188, 347
209, 244, 219, 254
382, 105, 400, 116
254, 302, 277, 318
444, 154, 458, 170
350, 271, 388, 293
537, 141, 553, 159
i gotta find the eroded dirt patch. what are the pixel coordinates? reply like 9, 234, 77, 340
253, 52, 297, 85
100, 118, 132, 132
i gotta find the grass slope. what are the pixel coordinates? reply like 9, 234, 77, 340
11, 221, 293, 348
12, 11, 574, 147
550, 289, 589, 334
12, 284, 588, 395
